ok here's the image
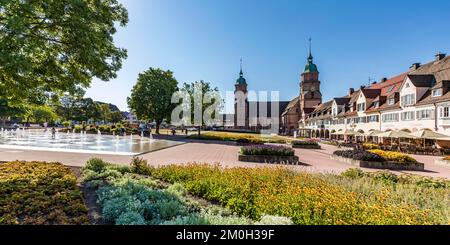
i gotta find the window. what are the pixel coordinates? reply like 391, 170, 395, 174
386, 85, 395, 93
367, 115, 379, 122
405, 83, 410, 88
432, 89, 442, 97
388, 98, 395, 105
416, 109, 434, 120
355, 117, 367, 124
373, 101, 379, 108
400, 94, 416, 107
357, 102, 366, 112
440, 107, 450, 118
401, 111, 415, 121
382, 113, 399, 122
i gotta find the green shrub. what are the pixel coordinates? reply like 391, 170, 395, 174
84, 158, 109, 172
116, 211, 147, 225
99, 125, 111, 133
130, 157, 154, 175
256, 215, 294, 225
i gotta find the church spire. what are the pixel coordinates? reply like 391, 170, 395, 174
308, 37, 313, 62
239, 58, 243, 77
304, 37, 318, 73
236, 58, 247, 85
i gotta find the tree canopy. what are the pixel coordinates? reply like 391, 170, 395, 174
0, 0, 128, 103
128, 68, 178, 134
180, 80, 223, 134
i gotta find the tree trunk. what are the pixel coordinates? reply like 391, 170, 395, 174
197, 126, 201, 136
156, 120, 161, 135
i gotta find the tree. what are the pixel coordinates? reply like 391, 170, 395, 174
25, 105, 58, 123
77, 98, 101, 122
181, 80, 222, 135
98, 103, 112, 123
56, 88, 85, 121
110, 111, 124, 123
128, 68, 178, 134
0, 0, 128, 102
0, 98, 26, 127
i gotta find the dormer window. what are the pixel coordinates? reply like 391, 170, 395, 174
373, 101, 379, 108
388, 98, 395, 105
386, 85, 395, 93
432, 89, 442, 97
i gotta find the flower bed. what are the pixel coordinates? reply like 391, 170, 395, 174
148, 163, 440, 224
332, 150, 424, 171
291, 140, 321, 149
241, 145, 294, 156
82, 158, 293, 225
0, 161, 89, 225
334, 150, 385, 162
368, 149, 417, 163
239, 145, 299, 164
362, 143, 381, 150
188, 132, 287, 144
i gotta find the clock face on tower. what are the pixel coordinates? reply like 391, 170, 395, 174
311, 86, 316, 92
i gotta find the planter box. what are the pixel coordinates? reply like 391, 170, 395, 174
292, 144, 321, 149
331, 155, 425, 171
434, 159, 450, 166
238, 154, 300, 164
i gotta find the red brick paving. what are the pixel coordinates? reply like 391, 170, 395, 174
1, 140, 449, 179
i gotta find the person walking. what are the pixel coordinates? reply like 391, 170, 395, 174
51, 127, 56, 139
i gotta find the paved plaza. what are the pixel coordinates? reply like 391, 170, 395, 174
1, 137, 450, 179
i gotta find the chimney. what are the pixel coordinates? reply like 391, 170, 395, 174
348, 88, 354, 95
410, 63, 421, 70
360, 85, 366, 89
436, 52, 446, 61
380, 77, 387, 83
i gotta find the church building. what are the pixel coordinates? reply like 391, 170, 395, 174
232, 40, 323, 135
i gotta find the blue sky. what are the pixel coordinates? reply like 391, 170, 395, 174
85, 0, 450, 112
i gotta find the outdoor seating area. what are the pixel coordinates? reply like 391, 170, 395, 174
326, 129, 450, 156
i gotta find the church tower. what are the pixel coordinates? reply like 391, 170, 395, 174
299, 38, 322, 118
234, 59, 249, 129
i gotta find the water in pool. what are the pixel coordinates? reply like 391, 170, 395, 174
0, 129, 183, 155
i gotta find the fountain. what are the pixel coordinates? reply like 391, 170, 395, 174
97, 129, 101, 136
0, 126, 182, 155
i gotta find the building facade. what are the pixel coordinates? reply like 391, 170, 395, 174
301, 53, 450, 138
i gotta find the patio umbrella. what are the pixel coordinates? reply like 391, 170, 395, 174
411, 129, 450, 140
374, 130, 417, 147
411, 129, 449, 147
365, 130, 383, 137
340, 130, 364, 137
374, 130, 417, 139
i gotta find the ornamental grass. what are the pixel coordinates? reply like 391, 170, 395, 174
149, 163, 443, 224
0, 161, 89, 225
